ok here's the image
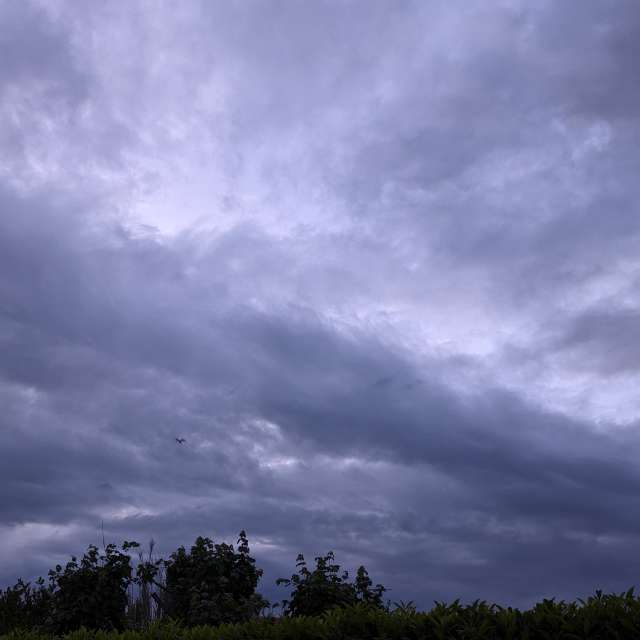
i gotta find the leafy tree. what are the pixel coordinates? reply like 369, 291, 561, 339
1, 542, 138, 635
46, 541, 139, 634
276, 551, 386, 617
354, 565, 386, 609
0, 577, 52, 634
155, 531, 268, 627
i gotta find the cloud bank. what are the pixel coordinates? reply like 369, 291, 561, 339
2, 0, 640, 609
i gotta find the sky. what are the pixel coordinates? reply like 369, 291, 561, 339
2, 0, 640, 611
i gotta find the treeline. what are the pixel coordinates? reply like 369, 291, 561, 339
4, 533, 640, 639
0, 531, 385, 635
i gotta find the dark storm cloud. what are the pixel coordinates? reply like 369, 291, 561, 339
2, 0, 640, 612
4, 188, 640, 607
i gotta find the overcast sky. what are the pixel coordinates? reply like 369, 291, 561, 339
2, 0, 640, 611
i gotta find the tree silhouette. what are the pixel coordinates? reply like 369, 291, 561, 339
276, 551, 386, 617
47, 541, 138, 634
156, 531, 268, 626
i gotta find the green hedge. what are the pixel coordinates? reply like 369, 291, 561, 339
4, 589, 640, 640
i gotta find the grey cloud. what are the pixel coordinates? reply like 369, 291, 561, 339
2, 0, 640, 614
549, 307, 640, 375
531, 0, 640, 120
3, 191, 640, 607
0, 2, 86, 99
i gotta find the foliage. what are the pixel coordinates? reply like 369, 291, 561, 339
0, 578, 52, 634
7, 531, 640, 639
0, 542, 138, 636
276, 551, 386, 617
5, 590, 640, 639
126, 540, 164, 630
156, 531, 268, 627
1, 532, 267, 634
47, 541, 140, 634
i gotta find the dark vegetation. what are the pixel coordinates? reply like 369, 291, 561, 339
0, 531, 384, 635
276, 551, 386, 617
2, 531, 640, 639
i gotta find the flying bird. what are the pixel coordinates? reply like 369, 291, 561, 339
175, 437, 186, 444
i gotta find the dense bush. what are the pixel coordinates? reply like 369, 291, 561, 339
0, 532, 268, 634
0, 578, 52, 634
49, 542, 139, 634
154, 531, 268, 627
0, 542, 138, 635
276, 551, 386, 617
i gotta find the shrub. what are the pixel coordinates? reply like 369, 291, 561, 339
0, 577, 52, 634
157, 531, 268, 627
46, 542, 139, 634
276, 551, 386, 617
5, 593, 640, 640
0, 542, 138, 635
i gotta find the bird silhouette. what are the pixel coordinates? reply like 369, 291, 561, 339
175, 437, 186, 444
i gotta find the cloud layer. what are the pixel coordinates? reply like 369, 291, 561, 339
2, 0, 640, 609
